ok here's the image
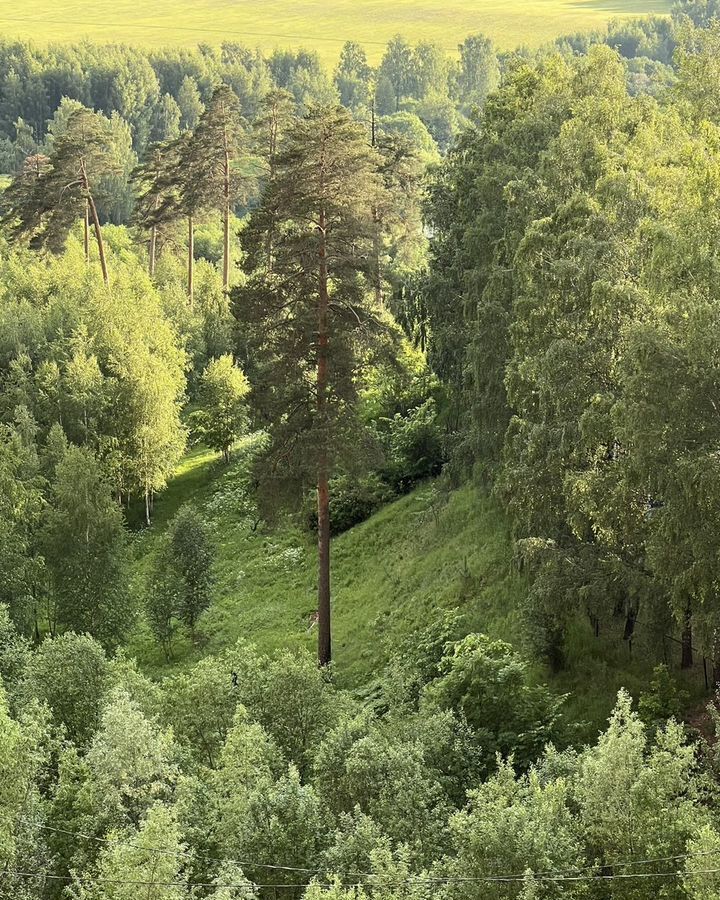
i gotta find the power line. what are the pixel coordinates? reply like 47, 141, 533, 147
19, 819, 720, 885
23, 821, 325, 877
0, 14, 460, 52
0, 870, 301, 888
4, 866, 720, 888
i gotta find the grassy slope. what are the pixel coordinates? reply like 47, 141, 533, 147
130, 444, 525, 684
1, 0, 670, 65
129, 445, 708, 739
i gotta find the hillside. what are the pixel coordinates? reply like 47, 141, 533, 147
129, 444, 707, 739
129, 443, 524, 684
0, 0, 670, 64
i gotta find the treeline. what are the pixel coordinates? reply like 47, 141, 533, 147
0, 29, 501, 183
0, 0, 714, 191
1, 614, 718, 900
421, 18, 720, 675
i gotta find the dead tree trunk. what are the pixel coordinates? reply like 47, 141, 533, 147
87, 193, 109, 287
84, 200, 90, 263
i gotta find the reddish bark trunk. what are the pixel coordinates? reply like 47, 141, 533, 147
187, 214, 194, 306
317, 202, 331, 667
681, 604, 693, 670
223, 147, 231, 291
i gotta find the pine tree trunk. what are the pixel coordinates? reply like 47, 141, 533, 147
223, 148, 231, 291
149, 194, 160, 277
369, 109, 382, 308
87, 193, 109, 287
84, 200, 90, 263
316, 204, 331, 667
149, 223, 157, 277
317, 464, 331, 667
681, 603, 693, 669
372, 207, 383, 308
187, 214, 194, 306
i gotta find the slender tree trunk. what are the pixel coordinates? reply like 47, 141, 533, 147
372, 208, 383, 308
265, 110, 278, 272
149, 224, 157, 277
149, 195, 159, 277
681, 603, 693, 669
87, 193, 109, 287
187, 214, 194, 306
316, 203, 331, 667
223, 147, 231, 292
84, 200, 90, 263
369, 104, 383, 308
144, 488, 151, 527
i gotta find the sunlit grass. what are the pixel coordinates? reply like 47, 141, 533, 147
1, 0, 671, 65
126, 440, 710, 740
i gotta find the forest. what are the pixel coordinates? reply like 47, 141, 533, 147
3, 0, 720, 898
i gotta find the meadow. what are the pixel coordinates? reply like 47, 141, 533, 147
1, 0, 671, 64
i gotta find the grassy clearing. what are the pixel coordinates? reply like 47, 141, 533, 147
1, 0, 670, 64
128, 443, 709, 739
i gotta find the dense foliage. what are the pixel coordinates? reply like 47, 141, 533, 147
422, 18, 720, 679
3, 620, 720, 899
3, 2, 720, 898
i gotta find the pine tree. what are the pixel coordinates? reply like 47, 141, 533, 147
131, 140, 184, 277
2, 107, 119, 286
181, 84, 248, 291
234, 105, 391, 666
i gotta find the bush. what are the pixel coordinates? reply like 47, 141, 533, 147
305, 473, 396, 536
638, 665, 688, 734
425, 633, 566, 773
378, 399, 445, 493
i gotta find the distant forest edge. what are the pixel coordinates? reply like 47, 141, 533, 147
0, 0, 711, 181
0, 0, 672, 65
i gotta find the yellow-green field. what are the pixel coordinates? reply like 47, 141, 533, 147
0, 0, 670, 64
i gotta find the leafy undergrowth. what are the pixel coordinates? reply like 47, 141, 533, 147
128, 443, 709, 740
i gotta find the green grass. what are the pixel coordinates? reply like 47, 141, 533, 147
128, 442, 710, 739
0, 0, 670, 65
129, 441, 526, 684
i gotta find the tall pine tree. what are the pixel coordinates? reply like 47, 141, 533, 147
234, 105, 391, 666
2, 107, 118, 286
181, 84, 248, 291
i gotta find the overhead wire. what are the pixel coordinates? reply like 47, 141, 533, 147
3, 865, 720, 888
19, 818, 720, 883
10, 818, 720, 890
